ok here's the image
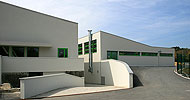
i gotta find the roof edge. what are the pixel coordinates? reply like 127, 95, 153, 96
0, 1, 78, 24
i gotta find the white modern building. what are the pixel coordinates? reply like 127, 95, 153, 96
78, 31, 174, 85
0, 1, 84, 99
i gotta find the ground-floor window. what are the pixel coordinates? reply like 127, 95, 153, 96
0, 46, 9, 56
27, 47, 39, 57
142, 52, 158, 56
107, 51, 118, 60
160, 53, 173, 57
12, 47, 24, 57
119, 51, 140, 56
58, 48, 68, 58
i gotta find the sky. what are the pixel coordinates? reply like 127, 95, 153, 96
1, 0, 190, 48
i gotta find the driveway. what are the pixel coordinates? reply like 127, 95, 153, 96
34, 66, 190, 100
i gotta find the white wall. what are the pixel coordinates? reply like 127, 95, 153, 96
84, 62, 101, 84
20, 73, 84, 99
100, 59, 133, 88
0, 2, 78, 58
100, 31, 175, 66
78, 32, 101, 62
2, 57, 84, 72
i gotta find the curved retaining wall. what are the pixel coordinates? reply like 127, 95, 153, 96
100, 59, 133, 88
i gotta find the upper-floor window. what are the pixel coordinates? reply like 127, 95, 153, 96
84, 39, 97, 54
78, 44, 82, 55
58, 48, 68, 58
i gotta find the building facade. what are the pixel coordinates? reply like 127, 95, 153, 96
78, 31, 174, 84
0, 1, 84, 95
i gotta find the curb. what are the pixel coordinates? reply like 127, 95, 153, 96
174, 70, 190, 80
25, 87, 131, 99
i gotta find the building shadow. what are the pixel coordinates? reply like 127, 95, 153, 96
133, 74, 143, 87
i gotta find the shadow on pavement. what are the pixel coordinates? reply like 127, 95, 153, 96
133, 74, 143, 87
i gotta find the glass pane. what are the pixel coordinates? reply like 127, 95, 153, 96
27, 47, 39, 57
12, 47, 24, 57
0, 46, 9, 56
58, 49, 65, 57
107, 51, 111, 59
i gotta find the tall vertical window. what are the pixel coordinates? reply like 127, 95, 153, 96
84, 39, 97, 54
0, 46, 9, 56
27, 47, 39, 57
78, 44, 83, 55
12, 47, 24, 57
58, 48, 68, 58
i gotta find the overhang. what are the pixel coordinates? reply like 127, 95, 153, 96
0, 41, 52, 47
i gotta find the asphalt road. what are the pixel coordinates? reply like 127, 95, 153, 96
36, 66, 190, 100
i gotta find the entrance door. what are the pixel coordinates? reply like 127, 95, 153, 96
107, 51, 118, 60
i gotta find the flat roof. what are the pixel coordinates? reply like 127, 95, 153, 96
0, 41, 52, 47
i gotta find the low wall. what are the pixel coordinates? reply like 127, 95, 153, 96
101, 59, 133, 88
20, 73, 84, 99
2, 57, 84, 72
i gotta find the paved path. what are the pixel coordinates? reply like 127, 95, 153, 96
34, 84, 125, 98
35, 67, 190, 100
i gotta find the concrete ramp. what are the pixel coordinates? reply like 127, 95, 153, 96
20, 73, 84, 99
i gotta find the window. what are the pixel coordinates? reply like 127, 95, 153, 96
58, 48, 68, 58
119, 51, 140, 56
0, 46, 9, 56
78, 44, 83, 55
27, 47, 39, 57
107, 51, 118, 60
142, 52, 158, 56
160, 53, 173, 57
84, 39, 97, 54
12, 47, 24, 57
